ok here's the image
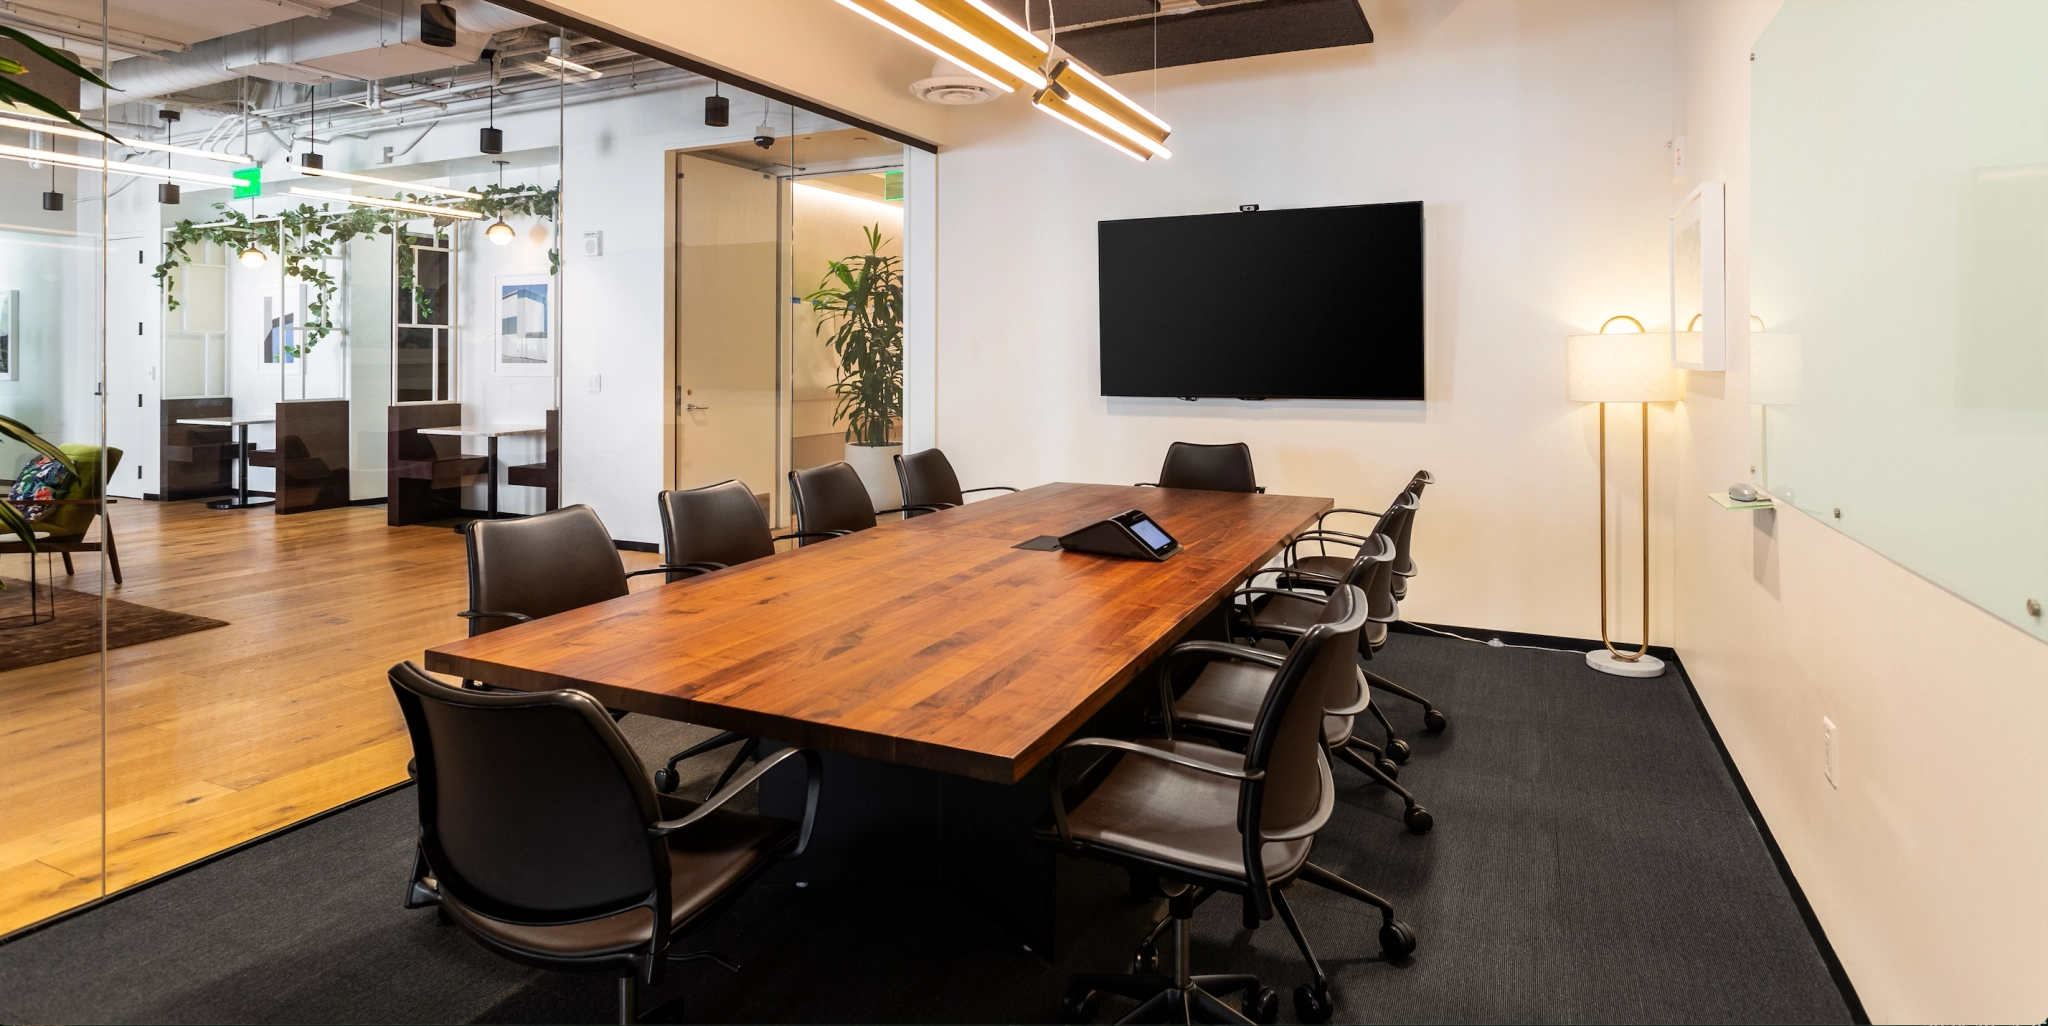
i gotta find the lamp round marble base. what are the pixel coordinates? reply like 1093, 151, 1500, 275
1585, 649, 1666, 677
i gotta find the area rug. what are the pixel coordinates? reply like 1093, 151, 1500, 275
0, 577, 228, 672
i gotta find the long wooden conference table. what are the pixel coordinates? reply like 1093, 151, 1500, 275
425, 482, 1330, 953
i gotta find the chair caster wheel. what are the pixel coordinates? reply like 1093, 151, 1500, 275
1379, 920, 1418, 958
1376, 758, 1400, 780
1405, 806, 1434, 834
1423, 709, 1448, 733
1061, 987, 1099, 1023
653, 767, 678, 794
1242, 987, 1279, 1024
1131, 943, 1158, 975
1293, 984, 1333, 1023
1388, 737, 1412, 763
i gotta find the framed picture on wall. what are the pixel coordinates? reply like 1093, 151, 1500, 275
494, 273, 553, 377
0, 290, 18, 381
1671, 181, 1726, 371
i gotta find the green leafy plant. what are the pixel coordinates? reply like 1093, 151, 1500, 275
153, 182, 561, 356
804, 225, 902, 447
0, 26, 117, 141
0, 413, 80, 564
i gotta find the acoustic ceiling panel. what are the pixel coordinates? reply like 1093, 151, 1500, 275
986, 0, 1372, 76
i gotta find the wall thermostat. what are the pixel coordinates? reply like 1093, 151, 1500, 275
582, 231, 603, 257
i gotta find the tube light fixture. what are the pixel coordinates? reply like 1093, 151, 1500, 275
1038, 60, 1170, 160
287, 186, 483, 219
541, 53, 602, 79
0, 141, 244, 187
297, 164, 474, 199
832, 0, 1047, 92
0, 112, 255, 164
1030, 86, 1150, 161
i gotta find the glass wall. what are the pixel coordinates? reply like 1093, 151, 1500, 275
1, 3, 923, 938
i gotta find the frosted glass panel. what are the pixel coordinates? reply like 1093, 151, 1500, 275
1754, 0, 2048, 641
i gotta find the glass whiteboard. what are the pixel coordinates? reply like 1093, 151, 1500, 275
1753, 0, 2048, 642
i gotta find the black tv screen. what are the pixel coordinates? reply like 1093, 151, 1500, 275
1098, 201, 1424, 400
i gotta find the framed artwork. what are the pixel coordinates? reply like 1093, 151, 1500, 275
0, 290, 18, 381
1671, 181, 1727, 371
495, 273, 553, 377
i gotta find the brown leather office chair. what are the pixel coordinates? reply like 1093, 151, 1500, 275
1293, 474, 1449, 735
893, 448, 1017, 516
1138, 441, 1264, 493
657, 479, 837, 581
786, 461, 940, 543
1047, 586, 1413, 1025
647, 480, 836, 793
1196, 533, 1434, 835
389, 661, 821, 1025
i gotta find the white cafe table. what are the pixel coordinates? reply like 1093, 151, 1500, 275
174, 416, 276, 510
415, 424, 545, 523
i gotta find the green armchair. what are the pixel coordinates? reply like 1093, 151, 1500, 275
1, 443, 123, 585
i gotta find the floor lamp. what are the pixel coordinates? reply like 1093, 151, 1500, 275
1567, 316, 1681, 677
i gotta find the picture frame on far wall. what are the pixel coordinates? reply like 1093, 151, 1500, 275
0, 290, 18, 381
494, 273, 553, 377
1671, 181, 1726, 371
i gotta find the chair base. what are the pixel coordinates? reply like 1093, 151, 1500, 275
1066, 974, 1269, 1024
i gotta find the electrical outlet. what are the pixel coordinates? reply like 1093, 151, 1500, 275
1822, 717, 1838, 788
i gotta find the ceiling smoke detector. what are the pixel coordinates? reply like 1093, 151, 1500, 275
910, 59, 998, 105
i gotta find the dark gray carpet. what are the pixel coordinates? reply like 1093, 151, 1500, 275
0, 635, 1853, 1024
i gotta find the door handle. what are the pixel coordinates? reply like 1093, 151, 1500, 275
685, 404, 710, 411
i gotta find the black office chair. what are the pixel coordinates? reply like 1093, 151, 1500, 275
1297, 473, 1448, 735
787, 461, 941, 543
1190, 532, 1434, 835
390, 661, 821, 1025
1138, 441, 1264, 493
657, 479, 837, 582
1047, 586, 1414, 1025
645, 480, 837, 793
893, 447, 1017, 515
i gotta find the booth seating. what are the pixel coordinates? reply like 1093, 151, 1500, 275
160, 397, 236, 502
388, 402, 487, 526
248, 399, 350, 516
504, 409, 560, 512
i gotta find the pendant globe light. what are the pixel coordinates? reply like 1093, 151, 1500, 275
485, 160, 513, 244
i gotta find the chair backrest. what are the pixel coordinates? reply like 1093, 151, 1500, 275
1157, 441, 1258, 492
658, 479, 775, 569
389, 661, 667, 925
1391, 470, 1431, 579
465, 504, 628, 635
1361, 493, 1417, 624
894, 448, 965, 510
788, 462, 878, 538
1244, 584, 1366, 843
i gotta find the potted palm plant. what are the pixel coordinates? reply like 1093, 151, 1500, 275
805, 225, 904, 508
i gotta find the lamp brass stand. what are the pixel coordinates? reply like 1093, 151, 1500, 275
1589, 399, 1664, 677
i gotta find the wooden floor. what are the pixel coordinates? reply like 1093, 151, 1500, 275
0, 499, 663, 936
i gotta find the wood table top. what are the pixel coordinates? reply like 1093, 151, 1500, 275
423, 483, 1330, 783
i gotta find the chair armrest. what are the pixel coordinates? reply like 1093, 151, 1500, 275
1134, 481, 1159, 488
626, 562, 725, 581
651, 746, 824, 859
1048, 737, 1262, 850
457, 609, 533, 625
1156, 640, 1287, 736
960, 486, 1018, 496
1230, 586, 1330, 607
878, 504, 947, 518
1318, 507, 1382, 523
771, 531, 842, 544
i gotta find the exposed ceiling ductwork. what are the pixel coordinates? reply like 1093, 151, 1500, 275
79, 0, 539, 108
986, 0, 1372, 76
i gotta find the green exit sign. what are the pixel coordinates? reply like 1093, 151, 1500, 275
883, 170, 903, 202
231, 166, 261, 199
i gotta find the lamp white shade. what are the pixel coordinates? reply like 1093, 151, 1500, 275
1567, 332, 1682, 403
1749, 333, 1803, 406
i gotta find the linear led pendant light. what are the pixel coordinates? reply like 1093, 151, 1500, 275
833, 0, 1048, 92
287, 186, 483, 219
0, 111, 256, 163
0, 141, 243, 187
297, 165, 473, 198
1033, 60, 1170, 160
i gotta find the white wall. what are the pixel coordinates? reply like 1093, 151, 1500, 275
932, 0, 1679, 640
1671, 2, 2048, 1021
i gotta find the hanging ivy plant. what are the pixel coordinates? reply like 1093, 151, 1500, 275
153, 181, 562, 356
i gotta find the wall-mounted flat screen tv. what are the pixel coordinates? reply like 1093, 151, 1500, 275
1098, 201, 1424, 400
